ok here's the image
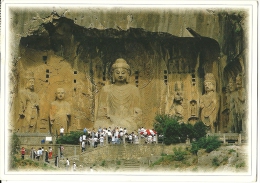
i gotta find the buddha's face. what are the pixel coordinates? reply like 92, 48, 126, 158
113, 68, 128, 83
56, 88, 65, 100
26, 79, 35, 90
204, 81, 214, 92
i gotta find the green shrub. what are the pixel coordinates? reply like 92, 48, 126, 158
163, 118, 181, 145
116, 160, 121, 165
101, 160, 106, 167
10, 133, 21, 169
153, 115, 207, 145
193, 121, 207, 140
179, 123, 194, 142
191, 136, 221, 154
236, 162, 245, 168
173, 147, 187, 161
212, 157, 220, 166
228, 149, 236, 154
56, 131, 84, 145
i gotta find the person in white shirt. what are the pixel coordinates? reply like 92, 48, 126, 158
147, 135, 152, 144
73, 162, 76, 171
119, 130, 124, 141
134, 134, 139, 144
81, 141, 86, 152
107, 130, 112, 144
152, 135, 157, 144
94, 137, 98, 148
82, 134, 86, 141
99, 135, 104, 146
123, 128, 127, 135
66, 158, 70, 170
128, 134, 133, 143
60, 126, 65, 137
79, 136, 83, 145
36, 148, 41, 161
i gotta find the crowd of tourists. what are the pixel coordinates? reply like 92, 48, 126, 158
26, 146, 53, 163
79, 126, 159, 152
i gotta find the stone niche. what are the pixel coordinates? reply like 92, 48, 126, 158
12, 12, 247, 134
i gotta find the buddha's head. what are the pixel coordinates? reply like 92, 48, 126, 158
111, 58, 131, 84
56, 88, 65, 100
204, 73, 216, 93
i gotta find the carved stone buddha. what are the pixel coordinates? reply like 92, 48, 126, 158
95, 58, 142, 132
50, 88, 71, 135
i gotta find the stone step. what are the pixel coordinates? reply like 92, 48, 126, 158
124, 160, 140, 171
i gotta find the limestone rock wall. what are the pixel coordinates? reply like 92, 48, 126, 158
8, 6, 249, 133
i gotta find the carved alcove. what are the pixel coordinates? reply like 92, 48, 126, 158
14, 11, 249, 134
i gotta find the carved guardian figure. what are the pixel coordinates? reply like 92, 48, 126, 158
18, 71, 39, 133
200, 73, 220, 133
234, 74, 246, 133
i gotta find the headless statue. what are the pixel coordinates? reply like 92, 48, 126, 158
50, 88, 71, 135
95, 58, 142, 132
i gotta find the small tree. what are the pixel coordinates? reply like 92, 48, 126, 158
190, 136, 221, 155
163, 118, 181, 145
154, 115, 208, 145
56, 131, 84, 145
179, 123, 194, 143
193, 121, 207, 140
10, 133, 21, 169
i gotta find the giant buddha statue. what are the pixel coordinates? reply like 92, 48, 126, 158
199, 73, 220, 133
95, 58, 142, 132
50, 88, 71, 135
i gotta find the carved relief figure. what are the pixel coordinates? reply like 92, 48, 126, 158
200, 73, 220, 133
169, 91, 184, 121
190, 100, 197, 117
234, 73, 246, 133
95, 58, 142, 132
18, 71, 39, 133
227, 77, 237, 132
50, 88, 71, 135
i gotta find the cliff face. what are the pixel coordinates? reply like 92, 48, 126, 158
8, 6, 248, 133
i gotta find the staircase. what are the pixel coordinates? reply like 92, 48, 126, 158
123, 160, 140, 171
117, 145, 126, 159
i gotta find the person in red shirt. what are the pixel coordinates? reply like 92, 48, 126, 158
21, 147, 26, 159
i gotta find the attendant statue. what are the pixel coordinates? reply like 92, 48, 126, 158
227, 77, 237, 132
95, 58, 142, 132
168, 91, 184, 121
199, 73, 220, 133
50, 88, 71, 136
18, 71, 39, 133
234, 74, 246, 133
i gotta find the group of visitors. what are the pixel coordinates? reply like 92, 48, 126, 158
79, 126, 158, 152
21, 146, 53, 163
